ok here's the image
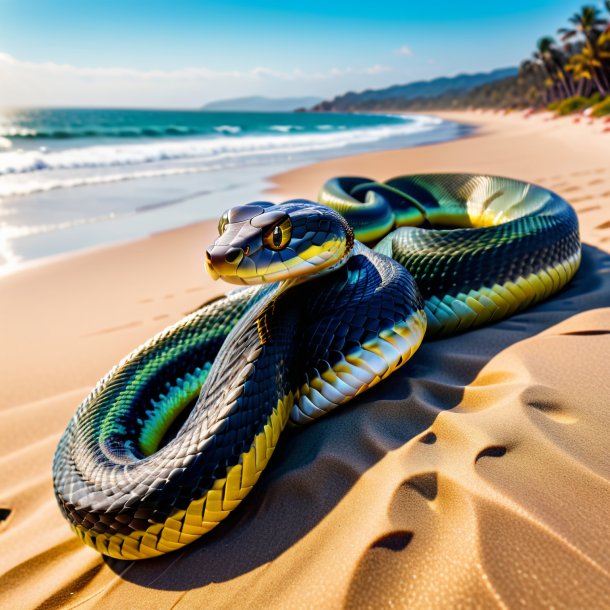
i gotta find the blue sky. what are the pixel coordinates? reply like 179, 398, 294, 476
0, 0, 597, 107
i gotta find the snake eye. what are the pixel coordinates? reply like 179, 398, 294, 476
263, 217, 292, 251
218, 212, 229, 235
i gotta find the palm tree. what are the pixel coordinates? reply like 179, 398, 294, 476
559, 6, 609, 96
559, 5, 607, 45
561, 39, 588, 95
519, 59, 550, 103
565, 44, 605, 95
597, 29, 610, 88
534, 37, 574, 99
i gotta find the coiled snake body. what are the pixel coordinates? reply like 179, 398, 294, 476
53, 174, 580, 559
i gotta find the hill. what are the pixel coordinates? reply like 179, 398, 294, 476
310, 67, 518, 111
202, 95, 323, 112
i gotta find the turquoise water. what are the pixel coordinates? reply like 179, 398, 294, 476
0, 109, 467, 271
0, 108, 407, 144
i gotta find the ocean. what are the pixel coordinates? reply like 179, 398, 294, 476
0, 108, 468, 272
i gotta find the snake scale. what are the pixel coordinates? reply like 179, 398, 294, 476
53, 173, 580, 560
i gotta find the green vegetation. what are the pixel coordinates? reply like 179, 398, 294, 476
591, 96, 610, 115
553, 95, 599, 115
519, 4, 610, 114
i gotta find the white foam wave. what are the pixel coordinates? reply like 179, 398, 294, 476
0, 115, 443, 198
269, 125, 304, 133
0, 165, 221, 199
1, 212, 126, 239
213, 125, 242, 134
0, 127, 37, 137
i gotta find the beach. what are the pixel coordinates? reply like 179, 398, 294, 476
0, 110, 461, 272
1, 110, 609, 608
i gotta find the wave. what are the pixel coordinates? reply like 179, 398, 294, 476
0, 121, 406, 140
0, 115, 443, 198
0, 125, 204, 139
2, 212, 128, 239
269, 125, 304, 133
213, 125, 242, 134
0, 165, 221, 199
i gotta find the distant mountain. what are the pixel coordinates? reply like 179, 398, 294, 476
310, 67, 518, 111
201, 95, 324, 112
383, 73, 545, 111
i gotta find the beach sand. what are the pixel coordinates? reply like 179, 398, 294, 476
1, 110, 609, 609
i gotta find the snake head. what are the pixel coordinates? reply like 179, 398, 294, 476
205, 200, 354, 285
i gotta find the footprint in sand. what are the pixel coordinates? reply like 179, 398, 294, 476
405, 472, 439, 501
520, 385, 578, 425
368, 531, 414, 552
475, 446, 507, 463
578, 205, 600, 214
344, 473, 439, 605
570, 169, 603, 177
141, 286, 205, 302
137, 286, 211, 325
418, 431, 437, 445
85, 321, 143, 336
0, 508, 11, 529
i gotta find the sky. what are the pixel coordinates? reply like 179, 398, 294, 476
0, 0, 598, 108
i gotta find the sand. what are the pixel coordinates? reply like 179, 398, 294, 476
0, 110, 609, 609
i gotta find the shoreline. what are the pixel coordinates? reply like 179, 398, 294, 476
270, 109, 610, 201
1, 110, 609, 608
0, 112, 464, 273
2, 108, 583, 281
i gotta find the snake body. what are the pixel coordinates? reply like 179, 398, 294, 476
53, 174, 580, 560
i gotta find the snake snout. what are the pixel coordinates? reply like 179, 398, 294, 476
205, 245, 245, 280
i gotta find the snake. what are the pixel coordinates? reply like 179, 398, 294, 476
53, 173, 580, 560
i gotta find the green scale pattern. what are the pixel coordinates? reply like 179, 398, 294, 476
322, 173, 580, 337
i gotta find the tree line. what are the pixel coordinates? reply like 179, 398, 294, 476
519, 4, 610, 113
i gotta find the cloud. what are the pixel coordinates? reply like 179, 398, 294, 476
0, 52, 396, 106
0, 51, 392, 82
394, 45, 413, 57
0, 52, 392, 107
0, 52, 245, 81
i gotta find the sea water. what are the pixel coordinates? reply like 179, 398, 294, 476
0, 108, 468, 271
